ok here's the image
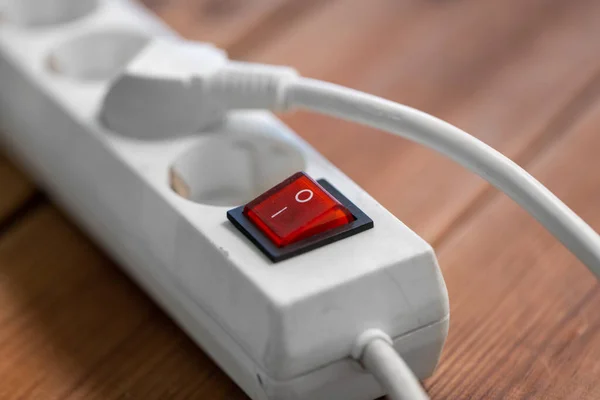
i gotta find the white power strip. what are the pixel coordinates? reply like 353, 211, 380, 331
0, 1, 449, 399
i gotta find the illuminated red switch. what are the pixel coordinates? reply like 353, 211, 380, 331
243, 172, 355, 247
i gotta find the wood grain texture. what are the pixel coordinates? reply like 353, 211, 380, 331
138, 0, 323, 50
428, 99, 600, 400
1, 0, 600, 399
246, 0, 600, 242
0, 205, 244, 400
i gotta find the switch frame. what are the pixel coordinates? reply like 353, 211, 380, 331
227, 179, 374, 262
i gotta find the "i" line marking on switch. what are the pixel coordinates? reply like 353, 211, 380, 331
271, 207, 288, 219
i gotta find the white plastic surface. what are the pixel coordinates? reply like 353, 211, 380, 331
0, 1, 449, 399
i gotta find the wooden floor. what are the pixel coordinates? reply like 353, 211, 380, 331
1, 0, 600, 399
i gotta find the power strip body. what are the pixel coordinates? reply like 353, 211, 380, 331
0, 1, 449, 399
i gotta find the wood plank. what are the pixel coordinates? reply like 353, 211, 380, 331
137, 0, 321, 50
426, 98, 600, 399
0, 204, 244, 399
246, 0, 600, 242
1, 0, 600, 399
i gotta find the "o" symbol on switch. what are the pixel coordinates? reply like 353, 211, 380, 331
295, 189, 314, 203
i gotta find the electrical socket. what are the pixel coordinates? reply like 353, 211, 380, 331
0, 1, 449, 399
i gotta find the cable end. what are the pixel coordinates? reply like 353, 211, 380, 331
351, 329, 394, 360
355, 329, 430, 400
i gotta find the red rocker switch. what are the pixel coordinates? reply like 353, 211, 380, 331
227, 172, 374, 262
243, 172, 354, 247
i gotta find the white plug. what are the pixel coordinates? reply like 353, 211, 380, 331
101, 39, 228, 139
101, 38, 297, 139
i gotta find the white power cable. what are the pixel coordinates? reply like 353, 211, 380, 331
207, 66, 600, 399
208, 64, 600, 278
100, 41, 600, 279
208, 65, 600, 398
362, 340, 428, 400
353, 330, 429, 400
282, 78, 600, 278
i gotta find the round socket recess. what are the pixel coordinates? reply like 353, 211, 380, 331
47, 29, 151, 82
170, 134, 307, 207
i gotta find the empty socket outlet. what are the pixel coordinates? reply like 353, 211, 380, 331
170, 133, 306, 207
47, 29, 151, 81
